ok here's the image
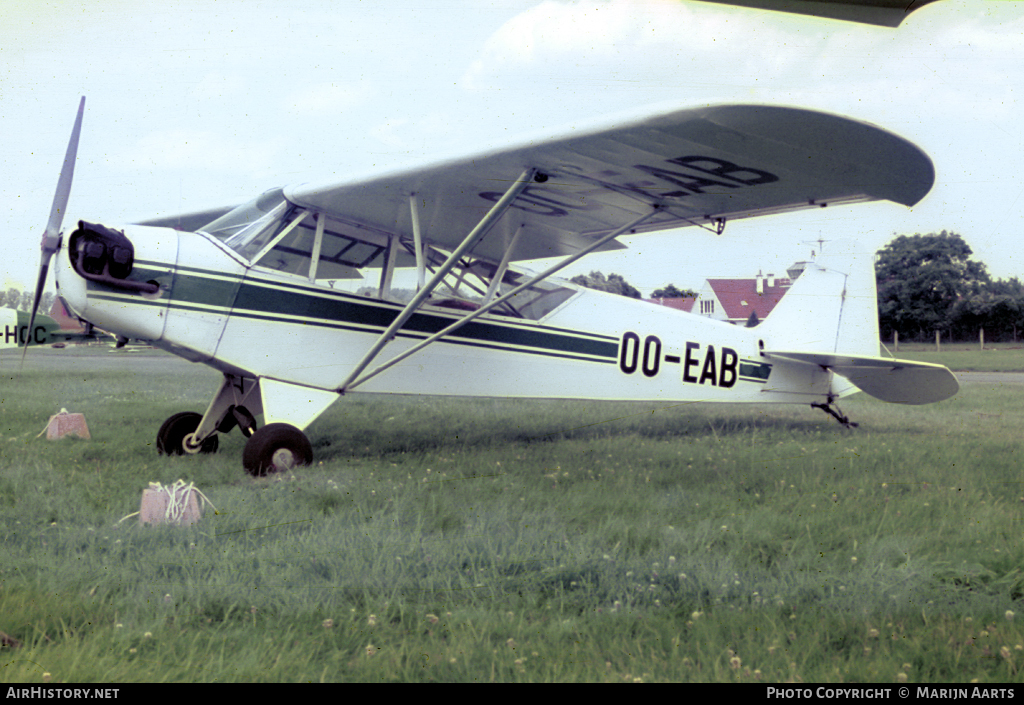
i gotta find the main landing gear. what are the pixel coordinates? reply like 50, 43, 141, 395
241, 423, 313, 476
156, 374, 314, 477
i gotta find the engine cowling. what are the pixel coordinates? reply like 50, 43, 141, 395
68, 221, 159, 294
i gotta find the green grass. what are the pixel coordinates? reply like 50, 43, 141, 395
888, 341, 1024, 372
2, 350, 1024, 682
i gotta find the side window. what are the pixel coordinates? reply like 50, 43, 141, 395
253, 214, 388, 280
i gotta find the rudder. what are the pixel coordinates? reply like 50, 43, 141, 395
759, 243, 880, 358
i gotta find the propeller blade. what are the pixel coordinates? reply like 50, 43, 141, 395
44, 96, 85, 250
22, 97, 86, 366
21, 257, 53, 354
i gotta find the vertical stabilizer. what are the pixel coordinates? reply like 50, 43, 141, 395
759, 241, 880, 357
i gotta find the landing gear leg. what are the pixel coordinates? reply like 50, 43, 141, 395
811, 396, 859, 429
156, 374, 262, 455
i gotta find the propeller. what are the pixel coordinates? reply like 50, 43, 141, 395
22, 96, 85, 365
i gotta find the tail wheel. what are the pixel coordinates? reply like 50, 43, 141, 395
242, 423, 312, 477
157, 411, 219, 456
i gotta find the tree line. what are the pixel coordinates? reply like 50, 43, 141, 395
569, 272, 699, 300
3, 288, 55, 315
876, 231, 1024, 343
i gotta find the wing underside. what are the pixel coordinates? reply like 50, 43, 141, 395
692, 0, 943, 27
282, 105, 934, 263
132, 105, 935, 266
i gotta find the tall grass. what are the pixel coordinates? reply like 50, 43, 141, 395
1, 348, 1023, 682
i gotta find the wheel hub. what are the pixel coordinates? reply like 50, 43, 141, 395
182, 432, 205, 455
270, 447, 297, 470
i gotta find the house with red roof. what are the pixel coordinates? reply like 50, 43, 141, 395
645, 262, 808, 326
699, 272, 792, 325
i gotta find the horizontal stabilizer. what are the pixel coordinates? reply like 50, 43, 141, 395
764, 351, 959, 405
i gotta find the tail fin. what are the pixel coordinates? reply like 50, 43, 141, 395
758, 242, 879, 357
759, 243, 958, 405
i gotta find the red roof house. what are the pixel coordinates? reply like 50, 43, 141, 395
699, 273, 792, 325
645, 267, 803, 326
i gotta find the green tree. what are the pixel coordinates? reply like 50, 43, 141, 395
38, 292, 55, 316
569, 271, 641, 299
3, 288, 18, 309
950, 277, 1024, 342
651, 283, 698, 299
876, 231, 990, 341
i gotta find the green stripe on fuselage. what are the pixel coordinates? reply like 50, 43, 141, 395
154, 267, 618, 361
170, 270, 240, 309
231, 281, 617, 359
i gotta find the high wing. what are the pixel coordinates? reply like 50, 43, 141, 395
691, 0, 943, 27
275, 105, 933, 263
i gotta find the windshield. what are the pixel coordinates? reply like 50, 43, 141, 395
201, 188, 288, 255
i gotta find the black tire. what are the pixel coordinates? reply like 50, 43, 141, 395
242, 423, 312, 476
157, 411, 219, 456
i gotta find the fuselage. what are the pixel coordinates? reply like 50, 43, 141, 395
54, 222, 834, 406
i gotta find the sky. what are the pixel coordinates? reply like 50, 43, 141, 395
3, 0, 1024, 297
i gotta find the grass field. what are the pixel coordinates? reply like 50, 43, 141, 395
888, 341, 1024, 373
2, 348, 1024, 683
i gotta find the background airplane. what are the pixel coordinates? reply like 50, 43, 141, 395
0, 308, 104, 350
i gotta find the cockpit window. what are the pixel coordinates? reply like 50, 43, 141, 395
203, 193, 388, 278
347, 245, 577, 322
202, 188, 287, 244
255, 214, 388, 279
201, 193, 577, 322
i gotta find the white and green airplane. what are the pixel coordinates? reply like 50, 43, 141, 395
1, 309, 64, 348
23, 0, 957, 476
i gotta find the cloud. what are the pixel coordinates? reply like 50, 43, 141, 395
108, 129, 285, 178
283, 82, 374, 117
456, 0, 893, 121
462, 0, 667, 88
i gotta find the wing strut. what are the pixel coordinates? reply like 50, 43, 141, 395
410, 194, 427, 290
337, 168, 536, 393
341, 207, 659, 393
307, 213, 326, 281
481, 224, 524, 307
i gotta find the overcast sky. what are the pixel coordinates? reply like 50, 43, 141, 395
3, 0, 1023, 296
